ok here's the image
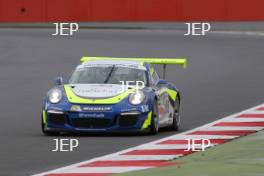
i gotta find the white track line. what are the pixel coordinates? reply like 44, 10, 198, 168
204, 126, 264, 131
33, 103, 264, 176
102, 155, 180, 161
219, 118, 264, 122
165, 134, 237, 140
239, 111, 264, 114
137, 144, 214, 150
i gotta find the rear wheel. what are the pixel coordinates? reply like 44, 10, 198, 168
41, 114, 60, 136
150, 100, 159, 135
170, 98, 180, 131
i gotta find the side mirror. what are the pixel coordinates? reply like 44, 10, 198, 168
157, 79, 167, 85
54, 76, 64, 85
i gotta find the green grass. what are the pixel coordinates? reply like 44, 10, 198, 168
116, 131, 264, 176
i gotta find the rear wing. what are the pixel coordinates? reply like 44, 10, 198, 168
80, 57, 187, 68
80, 56, 187, 79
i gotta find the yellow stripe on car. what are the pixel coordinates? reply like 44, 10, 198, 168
42, 110, 47, 124
141, 111, 152, 129
166, 89, 177, 101
159, 88, 178, 101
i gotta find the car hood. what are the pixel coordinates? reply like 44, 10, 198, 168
69, 84, 125, 98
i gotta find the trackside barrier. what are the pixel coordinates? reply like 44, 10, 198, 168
0, 0, 264, 22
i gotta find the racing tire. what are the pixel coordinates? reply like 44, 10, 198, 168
170, 98, 180, 131
150, 100, 159, 135
41, 114, 60, 136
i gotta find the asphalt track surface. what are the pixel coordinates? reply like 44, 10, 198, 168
0, 28, 264, 176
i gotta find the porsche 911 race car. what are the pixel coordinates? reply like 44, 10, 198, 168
41, 57, 187, 135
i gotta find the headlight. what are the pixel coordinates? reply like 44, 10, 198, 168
129, 91, 145, 105
48, 88, 62, 104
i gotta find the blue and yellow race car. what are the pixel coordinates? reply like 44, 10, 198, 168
41, 57, 187, 135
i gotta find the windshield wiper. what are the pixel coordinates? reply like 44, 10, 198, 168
104, 65, 115, 83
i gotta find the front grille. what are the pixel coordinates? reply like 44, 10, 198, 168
71, 118, 112, 128
48, 113, 66, 125
118, 115, 139, 127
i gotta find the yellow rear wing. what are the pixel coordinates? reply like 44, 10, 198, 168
80, 56, 187, 68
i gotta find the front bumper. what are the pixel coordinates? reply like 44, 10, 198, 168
43, 104, 150, 133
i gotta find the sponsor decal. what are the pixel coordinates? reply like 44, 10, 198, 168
82, 63, 146, 70
82, 106, 112, 111
76, 88, 118, 94
78, 113, 105, 118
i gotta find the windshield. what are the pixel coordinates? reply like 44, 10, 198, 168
69, 66, 147, 85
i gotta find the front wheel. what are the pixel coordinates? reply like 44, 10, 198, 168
150, 100, 159, 135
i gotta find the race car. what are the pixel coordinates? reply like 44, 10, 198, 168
41, 57, 187, 135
